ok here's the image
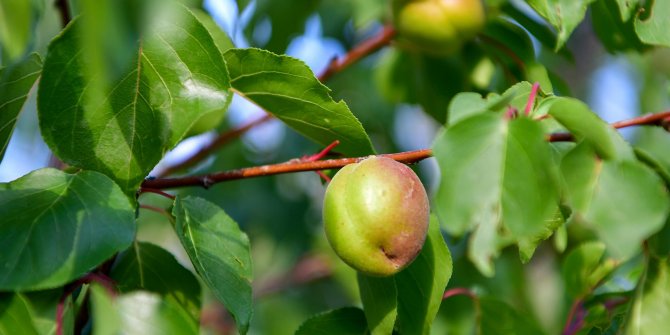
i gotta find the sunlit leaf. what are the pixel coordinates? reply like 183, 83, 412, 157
624, 257, 670, 333
357, 274, 397, 335
635, 0, 670, 47
38, 1, 232, 194
527, 0, 597, 49
0, 168, 135, 290
224, 48, 375, 156
172, 195, 252, 334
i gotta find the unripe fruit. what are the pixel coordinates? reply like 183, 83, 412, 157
323, 156, 430, 277
392, 0, 486, 55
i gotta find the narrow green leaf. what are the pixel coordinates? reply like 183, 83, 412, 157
0, 168, 135, 290
624, 257, 670, 333
395, 216, 453, 335
295, 307, 368, 335
562, 241, 616, 297
224, 48, 374, 156
547, 97, 633, 160
90, 284, 199, 335
527, 0, 597, 50
357, 274, 397, 335
0, 294, 40, 335
38, 2, 232, 194
172, 195, 252, 334
635, 0, 670, 47
110, 242, 202, 322
561, 145, 670, 260
0, 53, 42, 161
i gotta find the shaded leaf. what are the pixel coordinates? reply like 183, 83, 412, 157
295, 307, 367, 335
562, 241, 616, 297
395, 215, 453, 335
225, 48, 374, 156
0, 168, 135, 290
172, 195, 252, 334
38, 2, 232, 193
479, 297, 546, 335
591, 0, 646, 53
0, 0, 34, 62
110, 242, 201, 321
357, 274, 397, 335
0, 53, 42, 161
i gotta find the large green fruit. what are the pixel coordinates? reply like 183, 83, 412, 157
323, 156, 430, 276
392, 0, 486, 55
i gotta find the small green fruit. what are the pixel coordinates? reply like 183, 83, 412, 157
323, 156, 430, 276
392, 0, 486, 55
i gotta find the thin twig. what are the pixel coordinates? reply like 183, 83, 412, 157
562, 298, 584, 335
442, 287, 477, 300
157, 26, 396, 177
547, 110, 670, 142
142, 149, 433, 190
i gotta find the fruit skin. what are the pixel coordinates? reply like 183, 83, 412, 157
323, 156, 430, 277
392, 0, 486, 55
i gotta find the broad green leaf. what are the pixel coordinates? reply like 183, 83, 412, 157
357, 274, 397, 335
561, 145, 670, 260
9, 290, 75, 335
90, 284, 198, 335
635, 0, 670, 47
517, 209, 564, 263
447, 82, 534, 125
527, 0, 597, 50
614, 0, 640, 21
433, 114, 559, 275
246, 0, 320, 52
562, 241, 616, 297
479, 297, 546, 334
224, 48, 374, 156
0, 53, 41, 161
648, 217, 670, 258
547, 97, 634, 161
480, 19, 535, 78
110, 242, 201, 321
295, 307, 367, 335
624, 257, 670, 334
191, 9, 234, 54
0, 0, 33, 62
395, 215, 453, 335
172, 195, 252, 334
38, 2, 232, 194
0, 168, 135, 290
0, 294, 39, 335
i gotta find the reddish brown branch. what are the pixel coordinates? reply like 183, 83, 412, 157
547, 110, 670, 142
157, 26, 396, 177
56, 273, 116, 335
442, 287, 477, 300
142, 149, 432, 190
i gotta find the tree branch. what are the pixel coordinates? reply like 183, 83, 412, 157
142, 110, 670, 191
157, 25, 397, 177
142, 149, 432, 190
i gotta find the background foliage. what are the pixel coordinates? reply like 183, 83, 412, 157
2, 0, 670, 334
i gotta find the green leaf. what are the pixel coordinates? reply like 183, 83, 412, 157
0, 294, 39, 335
110, 242, 201, 321
357, 274, 397, 335
295, 307, 368, 335
635, 0, 670, 47
562, 241, 616, 297
547, 97, 634, 161
0, 0, 33, 62
501, 3, 573, 60
0, 53, 42, 161
614, 0, 640, 21
624, 257, 670, 334
479, 297, 546, 334
591, 0, 646, 53
447, 82, 533, 125
0, 168, 135, 290
191, 9, 234, 54
561, 145, 670, 260
38, 2, 232, 194
224, 48, 374, 156
527, 0, 597, 50
90, 284, 199, 335
172, 195, 252, 334
433, 114, 559, 275
395, 215, 453, 335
